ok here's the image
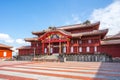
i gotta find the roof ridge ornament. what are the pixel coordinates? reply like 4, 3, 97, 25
48, 26, 56, 30
82, 20, 91, 25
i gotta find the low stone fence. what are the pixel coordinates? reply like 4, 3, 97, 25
59, 54, 112, 62
17, 56, 33, 61
112, 57, 120, 62
17, 54, 59, 62
32, 58, 59, 62
17, 53, 113, 62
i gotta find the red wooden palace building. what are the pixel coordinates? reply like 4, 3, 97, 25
17, 21, 120, 59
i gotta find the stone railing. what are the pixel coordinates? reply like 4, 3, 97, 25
59, 53, 112, 62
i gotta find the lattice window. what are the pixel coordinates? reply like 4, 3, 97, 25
88, 39, 92, 44
71, 46, 73, 53
79, 40, 82, 44
79, 47, 82, 52
86, 47, 90, 52
94, 46, 97, 52
63, 46, 66, 53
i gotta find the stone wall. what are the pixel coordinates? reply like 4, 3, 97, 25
17, 55, 33, 61
17, 53, 113, 62
59, 54, 112, 62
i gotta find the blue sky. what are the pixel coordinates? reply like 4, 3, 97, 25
0, 0, 120, 54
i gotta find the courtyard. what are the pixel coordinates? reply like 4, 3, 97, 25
0, 61, 120, 80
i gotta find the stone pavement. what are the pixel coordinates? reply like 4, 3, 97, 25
0, 61, 120, 80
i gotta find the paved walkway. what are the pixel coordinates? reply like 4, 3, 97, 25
0, 61, 120, 80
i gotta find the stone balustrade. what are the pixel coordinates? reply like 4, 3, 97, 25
59, 53, 112, 62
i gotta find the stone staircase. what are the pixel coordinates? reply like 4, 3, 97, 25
33, 54, 59, 62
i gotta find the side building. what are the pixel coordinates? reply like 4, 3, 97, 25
17, 21, 120, 61
0, 43, 13, 59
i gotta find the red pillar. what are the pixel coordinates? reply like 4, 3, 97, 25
67, 41, 70, 54
42, 42, 44, 54
77, 39, 79, 54
59, 41, 62, 54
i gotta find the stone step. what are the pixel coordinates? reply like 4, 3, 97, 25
33, 54, 59, 61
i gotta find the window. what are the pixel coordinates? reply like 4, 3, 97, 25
94, 46, 97, 52
50, 48, 53, 53
63, 46, 66, 53
36, 43, 39, 47
44, 48, 47, 53
88, 39, 92, 44
86, 47, 90, 52
71, 46, 73, 53
79, 47, 82, 52
79, 40, 82, 44
3, 52, 7, 57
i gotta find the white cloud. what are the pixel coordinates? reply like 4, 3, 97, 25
72, 14, 82, 24
16, 39, 28, 44
0, 33, 14, 43
65, 14, 82, 25
90, 0, 120, 35
11, 47, 18, 52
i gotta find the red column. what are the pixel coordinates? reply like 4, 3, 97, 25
59, 41, 61, 54
67, 41, 70, 54
49, 42, 50, 55
77, 39, 79, 54
42, 42, 44, 54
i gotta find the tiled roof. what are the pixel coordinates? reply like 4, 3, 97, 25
32, 22, 100, 35
57, 29, 71, 35
32, 31, 45, 35
72, 29, 108, 38
58, 22, 100, 30
101, 32, 120, 45
0, 43, 12, 48
112, 32, 120, 38
17, 46, 31, 50
101, 39, 120, 45
104, 35, 113, 39
39, 29, 71, 40
104, 32, 120, 40
25, 37, 38, 42
26, 29, 108, 41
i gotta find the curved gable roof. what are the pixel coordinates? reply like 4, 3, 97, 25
58, 21, 100, 30
72, 29, 108, 39
32, 22, 100, 35
39, 30, 71, 40
25, 37, 38, 42
101, 39, 120, 45
104, 32, 120, 40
